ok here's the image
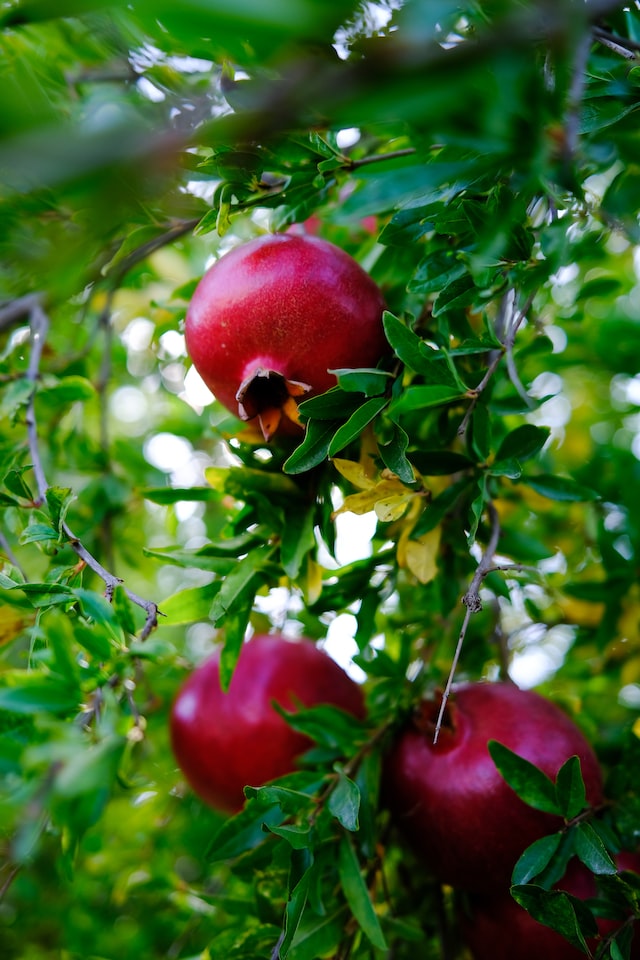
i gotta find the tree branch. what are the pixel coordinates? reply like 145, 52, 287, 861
19, 298, 161, 639
433, 502, 501, 743
593, 26, 640, 58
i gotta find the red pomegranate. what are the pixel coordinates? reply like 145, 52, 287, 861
170, 634, 366, 812
184, 233, 387, 439
462, 852, 640, 960
383, 682, 604, 891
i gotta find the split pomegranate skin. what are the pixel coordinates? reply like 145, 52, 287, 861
383, 682, 604, 892
184, 233, 387, 439
170, 634, 365, 813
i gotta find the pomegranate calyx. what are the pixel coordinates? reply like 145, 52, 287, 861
236, 367, 311, 440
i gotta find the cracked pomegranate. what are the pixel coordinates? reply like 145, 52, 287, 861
383, 682, 604, 891
170, 634, 365, 812
184, 233, 387, 439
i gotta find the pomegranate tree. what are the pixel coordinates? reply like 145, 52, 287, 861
383, 682, 604, 891
184, 233, 387, 439
170, 633, 365, 812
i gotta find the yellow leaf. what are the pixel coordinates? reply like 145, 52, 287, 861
332, 458, 375, 491
633, 717, 640, 740
304, 556, 323, 605
374, 495, 413, 523
0, 605, 31, 647
204, 466, 227, 492
398, 525, 442, 584
335, 478, 411, 517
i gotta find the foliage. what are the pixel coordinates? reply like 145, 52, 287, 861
2, 0, 640, 957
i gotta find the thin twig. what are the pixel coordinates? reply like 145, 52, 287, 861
0, 293, 43, 332
0, 862, 21, 901
565, 31, 593, 164
24, 299, 49, 504
433, 502, 501, 743
271, 929, 286, 960
0, 528, 26, 578
105, 217, 200, 286
593, 26, 640, 59
18, 299, 161, 638
346, 147, 417, 169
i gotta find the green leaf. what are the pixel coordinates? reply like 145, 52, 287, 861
274, 703, 366, 752
432, 273, 478, 316
281, 852, 314, 959
297, 387, 362, 421
521, 474, 600, 502
512, 833, 563, 885
469, 403, 492, 462
20, 522, 58, 544
488, 741, 560, 815
161, 584, 219, 624
218, 594, 254, 690
410, 450, 474, 475
378, 423, 415, 484
0, 677, 80, 715
266, 823, 313, 850
54, 736, 125, 798
328, 397, 388, 456
38, 376, 95, 404
328, 771, 360, 832
555, 756, 587, 820
331, 368, 393, 396
0, 380, 33, 422
207, 803, 287, 863
141, 486, 219, 504
382, 311, 427, 373
45, 485, 73, 536
511, 884, 596, 952
73, 589, 123, 643
142, 546, 238, 574
496, 424, 550, 462
281, 504, 316, 579
289, 907, 347, 960
388, 384, 465, 417
209, 544, 275, 627
574, 822, 617, 875
284, 419, 340, 474
3, 468, 34, 501
467, 475, 488, 546
244, 784, 316, 814
338, 836, 387, 951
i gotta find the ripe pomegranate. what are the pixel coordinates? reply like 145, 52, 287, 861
383, 682, 604, 891
169, 633, 366, 812
462, 852, 640, 960
184, 234, 387, 439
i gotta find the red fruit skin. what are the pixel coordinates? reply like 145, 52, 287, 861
462, 853, 640, 960
383, 682, 604, 892
170, 634, 365, 813
184, 234, 387, 431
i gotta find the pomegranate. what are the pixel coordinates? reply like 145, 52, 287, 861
184, 234, 387, 439
462, 852, 640, 960
170, 633, 366, 812
383, 682, 604, 891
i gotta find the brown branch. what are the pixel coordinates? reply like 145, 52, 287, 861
105, 217, 200, 286
18, 299, 161, 639
433, 502, 501, 743
457, 288, 536, 438
593, 26, 640, 59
